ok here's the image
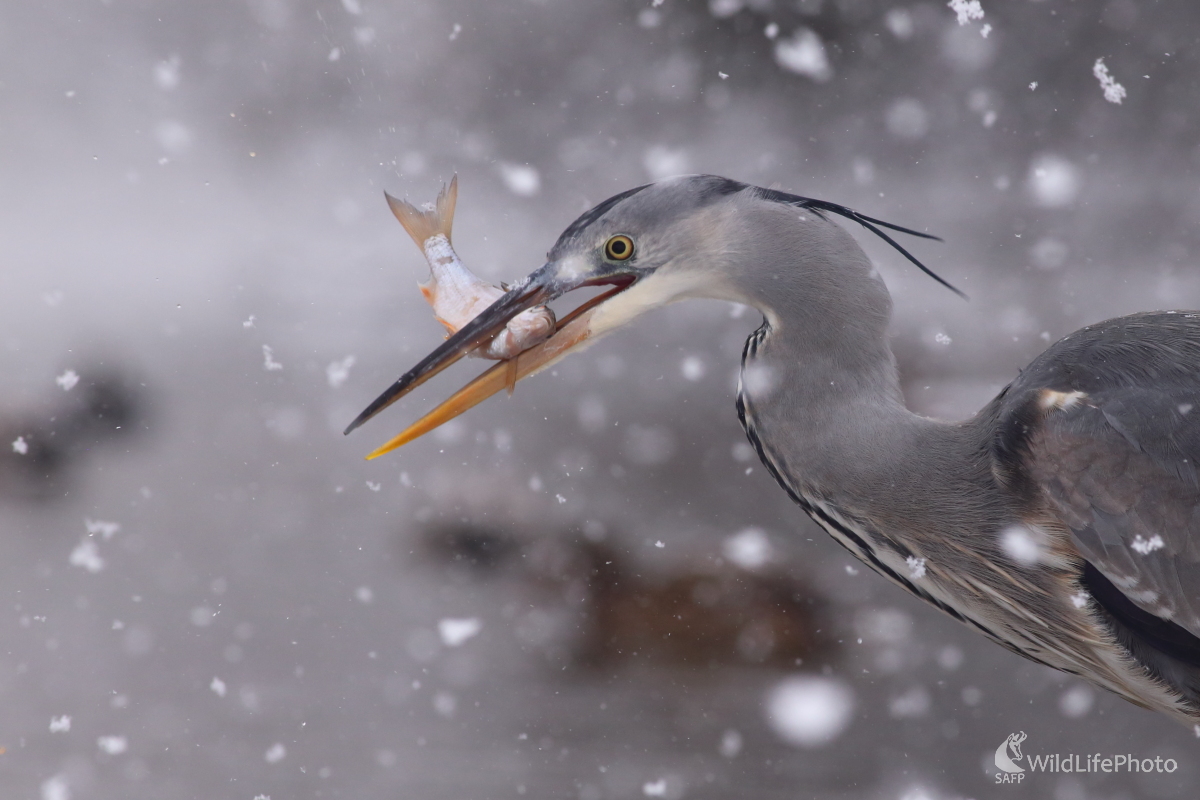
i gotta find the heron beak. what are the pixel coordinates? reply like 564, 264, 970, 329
344, 261, 638, 459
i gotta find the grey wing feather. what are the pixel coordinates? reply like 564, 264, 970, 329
994, 312, 1200, 641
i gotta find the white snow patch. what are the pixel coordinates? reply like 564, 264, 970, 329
709, 0, 742, 19
1070, 592, 1090, 609
97, 735, 128, 755
69, 539, 105, 573
261, 345, 283, 371
434, 691, 457, 718
642, 779, 667, 797
654, 540, 665, 549
1131, 534, 1164, 555
438, 617, 482, 647
886, 97, 930, 140
723, 527, 773, 570
210, 676, 227, 697
326, 355, 356, 388
366, 481, 381, 492
12, 436, 28, 454
680, 356, 706, 381
56, 370, 79, 391
764, 22, 779, 39
243, 314, 256, 328
1000, 525, 1045, 565
49, 715, 71, 733
1093, 58, 1126, 104
264, 742, 287, 764
889, 685, 932, 719
885, 9, 914, 39
934, 332, 952, 345
41, 775, 70, 800
153, 55, 181, 90
1059, 684, 1095, 718
86, 519, 121, 540
154, 120, 192, 155
948, 0, 984, 26
906, 555, 926, 580
980, 23, 992, 38
765, 676, 855, 747
643, 145, 691, 180
497, 163, 540, 197
719, 728, 743, 758
774, 28, 832, 82
1028, 154, 1080, 208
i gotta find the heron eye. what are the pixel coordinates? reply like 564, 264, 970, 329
604, 235, 634, 261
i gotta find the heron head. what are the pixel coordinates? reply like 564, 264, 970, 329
345, 174, 944, 457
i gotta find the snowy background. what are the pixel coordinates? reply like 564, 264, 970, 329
3, 1, 1200, 798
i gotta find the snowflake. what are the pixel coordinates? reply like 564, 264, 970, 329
12, 436, 28, 455
1093, 58, 1126, 104
948, 0, 984, 26
262, 345, 283, 371
1131, 534, 1164, 555
56, 369, 79, 391
906, 555, 927, 580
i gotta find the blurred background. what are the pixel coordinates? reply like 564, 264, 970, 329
2, 1, 1199, 798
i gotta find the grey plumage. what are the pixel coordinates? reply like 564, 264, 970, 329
350, 174, 1200, 723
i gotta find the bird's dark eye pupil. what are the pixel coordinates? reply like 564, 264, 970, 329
606, 235, 633, 260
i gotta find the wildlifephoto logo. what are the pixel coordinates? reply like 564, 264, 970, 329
994, 731, 1027, 777
993, 732, 1179, 785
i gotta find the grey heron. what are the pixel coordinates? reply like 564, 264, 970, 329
346, 174, 1200, 724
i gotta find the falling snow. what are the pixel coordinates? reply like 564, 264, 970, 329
1093, 58, 1127, 104
41, 775, 69, 800
96, 735, 128, 755
773, 29, 831, 82
262, 345, 283, 371
722, 527, 772, 569
326, 355, 356, 388
765, 676, 856, 747
438, 617, 482, 647
49, 715, 71, 733
947, 0, 984, 26
905, 556, 926, 580
1131, 534, 1164, 555
56, 369, 79, 391
12, 436, 28, 454
497, 163, 540, 197
85, 519, 121, 540
210, 677, 227, 697
264, 742, 287, 764
1000, 525, 1045, 565
69, 539, 105, 573
642, 779, 667, 797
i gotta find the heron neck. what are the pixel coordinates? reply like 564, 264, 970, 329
739, 316, 996, 538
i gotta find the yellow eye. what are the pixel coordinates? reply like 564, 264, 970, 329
604, 235, 635, 261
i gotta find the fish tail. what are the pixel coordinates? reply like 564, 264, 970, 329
384, 174, 458, 247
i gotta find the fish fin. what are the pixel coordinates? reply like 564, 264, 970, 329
505, 357, 519, 396
385, 174, 458, 247
418, 280, 436, 304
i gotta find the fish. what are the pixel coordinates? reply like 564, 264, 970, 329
385, 175, 556, 364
